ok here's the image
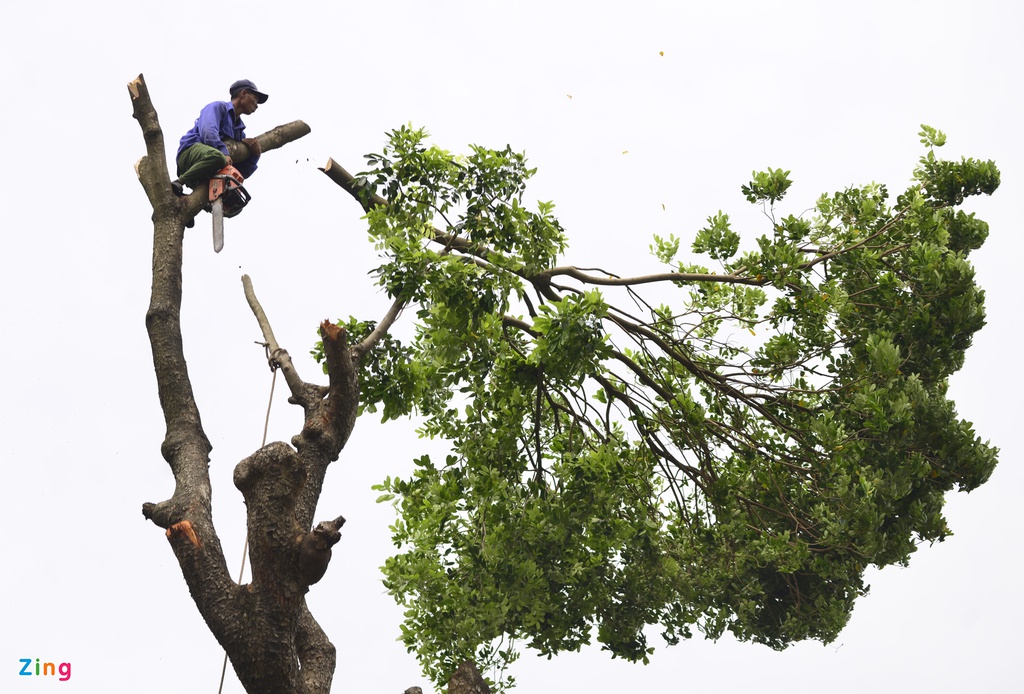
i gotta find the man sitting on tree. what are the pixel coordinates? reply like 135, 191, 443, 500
171, 79, 268, 196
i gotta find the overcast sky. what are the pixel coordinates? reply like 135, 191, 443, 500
2, 1, 1021, 692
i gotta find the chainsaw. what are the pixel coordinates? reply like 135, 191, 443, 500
208, 165, 251, 253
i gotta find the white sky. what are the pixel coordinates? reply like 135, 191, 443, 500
1, 1, 1021, 692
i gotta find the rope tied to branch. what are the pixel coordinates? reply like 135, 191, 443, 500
258, 340, 285, 373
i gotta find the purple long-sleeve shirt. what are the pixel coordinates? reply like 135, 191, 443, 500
177, 101, 259, 178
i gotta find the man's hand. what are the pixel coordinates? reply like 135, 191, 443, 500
243, 138, 262, 157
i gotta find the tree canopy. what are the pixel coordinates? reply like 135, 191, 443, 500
321, 124, 999, 688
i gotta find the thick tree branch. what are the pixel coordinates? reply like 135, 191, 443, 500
319, 156, 776, 300
321, 157, 387, 211
297, 515, 346, 586
131, 73, 217, 532
313, 321, 361, 455
534, 265, 761, 287
242, 274, 311, 400
353, 297, 406, 358
225, 120, 311, 166
131, 70, 247, 668
239, 278, 360, 537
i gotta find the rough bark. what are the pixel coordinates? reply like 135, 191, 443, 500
447, 661, 491, 694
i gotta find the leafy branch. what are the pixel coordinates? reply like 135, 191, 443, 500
321, 124, 999, 690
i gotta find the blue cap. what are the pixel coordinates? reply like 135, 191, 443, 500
229, 79, 268, 103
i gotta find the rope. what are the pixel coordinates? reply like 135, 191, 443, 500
217, 344, 280, 693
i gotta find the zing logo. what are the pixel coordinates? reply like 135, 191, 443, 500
18, 659, 71, 682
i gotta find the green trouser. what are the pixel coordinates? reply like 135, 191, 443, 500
176, 144, 228, 188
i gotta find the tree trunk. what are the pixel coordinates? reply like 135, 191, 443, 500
447, 661, 491, 694
131, 73, 489, 694
130, 73, 356, 693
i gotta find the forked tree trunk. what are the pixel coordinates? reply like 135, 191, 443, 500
129, 74, 493, 694
131, 73, 353, 694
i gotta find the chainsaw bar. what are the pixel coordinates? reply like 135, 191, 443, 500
208, 166, 249, 253
212, 198, 224, 253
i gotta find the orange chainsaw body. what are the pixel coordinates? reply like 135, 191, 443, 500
208, 165, 250, 218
